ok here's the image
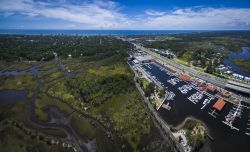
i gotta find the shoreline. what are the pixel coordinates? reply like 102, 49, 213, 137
171, 116, 210, 135
171, 116, 212, 152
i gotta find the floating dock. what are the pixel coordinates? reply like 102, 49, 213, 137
162, 102, 171, 110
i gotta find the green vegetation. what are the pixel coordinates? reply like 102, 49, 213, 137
3, 62, 35, 71
0, 124, 73, 152
176, 58, 190, 66
142, 31, 250, 55
47, 79, 78, 109
0, 61, 13, 70
231, 59, 250, 73
0, 35, 132, 62
71, 114, 96, 139
90, 92, 150, 149
71, 113, 119, 151
35, 94, 74, 122
194, 67, 204, 72
137, 78, 155, 97
39, 61, 56, 70
0, 74, 37, 97
0, 35, 170, 152
39, 68, 64, 83
183, 119, 206, 152
0, 101, 29, 124
139, 31, 250, 73
47, 55, 153, 150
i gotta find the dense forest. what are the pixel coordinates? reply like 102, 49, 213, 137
0, 35, 132, 62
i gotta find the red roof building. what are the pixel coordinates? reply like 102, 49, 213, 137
207, 85, 217, 92
179, 74, 191, 81
199, 86, 206, 91
213, 99, 226, 111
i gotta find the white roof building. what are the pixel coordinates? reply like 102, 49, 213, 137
245, 77, 250, 80
134, 55, 152, 63
133, 59, 139, 64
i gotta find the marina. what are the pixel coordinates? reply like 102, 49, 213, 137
138, 61, 250, 152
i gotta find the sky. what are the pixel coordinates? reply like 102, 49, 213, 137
0, 0, 250, 30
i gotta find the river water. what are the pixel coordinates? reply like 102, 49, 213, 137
0, 90, 27, 104
223, 47, 250, 77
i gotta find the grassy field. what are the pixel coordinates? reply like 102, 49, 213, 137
71, 113, 118, 152
71, 113, 119, 152
39, 61, 56, 70
35, 93, 74, 122
0, 74, 38, 97
0, 51, 169, 151
0, 62, 13, 71
90, 92, 150, 150
8, 62, 37, 71
39, 68, 64, 83
232, 59, 250, 73
194, 67, 204, 72
47, 58, 152, 150
0, 35, 168, 151
71, 113, 96, 139
47, 79, 79, 109
0, 124, 73, 152
176, 58, 190, 66
61, 58, 83, 71
0, 62, 37, 71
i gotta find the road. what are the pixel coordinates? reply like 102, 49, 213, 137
133, 43, 228, 88
126, 41, 250, 103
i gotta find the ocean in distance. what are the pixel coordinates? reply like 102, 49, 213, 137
0, 29, 210, 35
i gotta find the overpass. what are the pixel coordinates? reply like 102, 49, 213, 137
226, 81, 250, 96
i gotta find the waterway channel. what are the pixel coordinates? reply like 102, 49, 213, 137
0, 58, 95, 152
223, 47, 250, 77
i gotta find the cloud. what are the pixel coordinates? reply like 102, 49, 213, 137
145, 10, 166, 16
0, 0, 130, 29
0, 0, 250, 30
138, 7, 250, 30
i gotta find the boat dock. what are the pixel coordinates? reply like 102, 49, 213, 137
162, 102, 171, 110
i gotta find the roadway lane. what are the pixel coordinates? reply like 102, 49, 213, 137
134, 43, 228, 88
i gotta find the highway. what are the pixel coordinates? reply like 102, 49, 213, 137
133, 43, 228, 88
127, 41, 250, 103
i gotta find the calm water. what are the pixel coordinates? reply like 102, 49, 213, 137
0, 90, 27, 104
0, 29, 208, 36
223, 47, 250, 77
227, 47, 250, 60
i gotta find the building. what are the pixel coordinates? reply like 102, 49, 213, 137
244, 77, 250, 83
232, 73, 244, 79
179, 74, 191, 81
207, 84, 217, 92
132, 59, 139, 64
213, 99, 226, 111
133, 55, 153, 64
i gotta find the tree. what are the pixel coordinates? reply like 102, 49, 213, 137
158, 87, 165, 98
144, 82, 155, 97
